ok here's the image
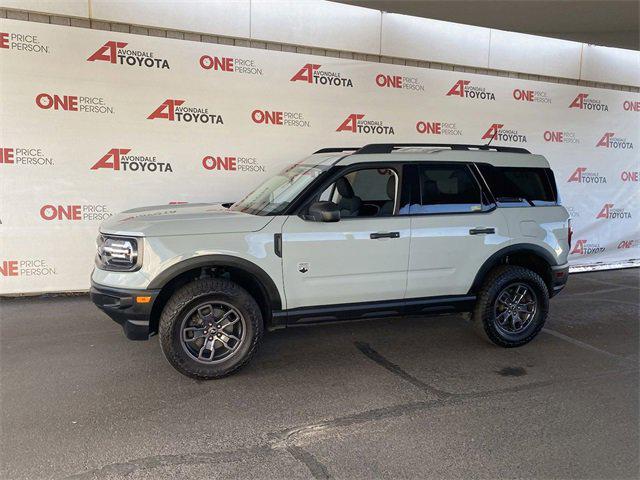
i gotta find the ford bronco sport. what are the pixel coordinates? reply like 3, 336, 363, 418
91, 143, 570, 379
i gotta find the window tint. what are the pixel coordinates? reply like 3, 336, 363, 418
321, 168, 397, 218
399, 163, 484, 215
477, 164, 557, 206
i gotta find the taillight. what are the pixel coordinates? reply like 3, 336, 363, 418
567, 219, 573, 249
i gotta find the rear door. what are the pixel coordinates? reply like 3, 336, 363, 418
401, 162, 510, 298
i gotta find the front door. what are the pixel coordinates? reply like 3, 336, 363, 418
281, 166, 410, 310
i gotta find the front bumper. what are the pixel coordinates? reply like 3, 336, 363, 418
90, 281, 160, 340
550, 263, 570, 296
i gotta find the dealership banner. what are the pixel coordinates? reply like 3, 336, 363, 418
1, 19, 638, 294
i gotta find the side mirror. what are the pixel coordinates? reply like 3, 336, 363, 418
307, 201, 340, 222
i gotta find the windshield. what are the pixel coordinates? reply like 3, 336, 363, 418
230, 163, 329, 215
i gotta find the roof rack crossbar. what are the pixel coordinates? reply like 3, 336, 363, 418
313, 147, 361, 154
354, 143, 531, 154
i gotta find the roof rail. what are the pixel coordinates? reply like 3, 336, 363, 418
355, 143, 531, 155
313, 147, 361, 154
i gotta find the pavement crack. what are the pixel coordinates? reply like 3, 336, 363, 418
354, 341, 454, 399
285, 445, 332, 479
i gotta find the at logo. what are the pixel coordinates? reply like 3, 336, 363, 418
481, 123, 503, 140
91, 149, 131, 170
87, 41, 128, 63
336, 114, 395, 135
148, 99, 185, 120
290, 64, 353, 87
596, 132, 614, 147
596, 203, 614, 219
446, 80, 495, 100
336, 114, 365, 132
91, 148, 172, 173
567, 167, 606, 184
291, 64, 320, 82
148, 99, 223, 124
569, 93, 588, 109
87, 41, 169, 69
569, 93, 608, 111
446, 80, 470, 97
568, 167, 586, 182
571, 239, 605, 255
596, 203, 632, 220
596, 132, 634, 149
481, 123, 527, 143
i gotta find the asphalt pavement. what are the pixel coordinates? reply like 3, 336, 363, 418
1, 268, 638, 479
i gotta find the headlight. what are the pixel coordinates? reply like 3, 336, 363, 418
95, 235, 142, 271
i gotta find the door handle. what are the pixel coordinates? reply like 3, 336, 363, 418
370, 231, 400, 239
469, 227, 496, 235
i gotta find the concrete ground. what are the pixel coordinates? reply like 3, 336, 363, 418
0, 268, 638, 480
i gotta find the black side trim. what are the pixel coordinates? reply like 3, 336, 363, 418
469, 244, 558, 294
272, 295, 476, 326
147, 255, 283, 311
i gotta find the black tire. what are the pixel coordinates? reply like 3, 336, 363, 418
159, 277, 263, 379
472, 265, 549, 348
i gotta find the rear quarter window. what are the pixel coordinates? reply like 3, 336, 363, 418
477, 164, 558, 206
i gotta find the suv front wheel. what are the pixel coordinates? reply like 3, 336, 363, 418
159, 277, 263, 379
473, 265, 549, 347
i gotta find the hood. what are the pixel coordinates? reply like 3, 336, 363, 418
99, 203, 273, 237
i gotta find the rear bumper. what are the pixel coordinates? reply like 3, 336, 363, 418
90, 281, 159, 340
550, 263, 570, 297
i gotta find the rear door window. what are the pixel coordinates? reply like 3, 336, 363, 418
477, 164, 557, 206
399, 163, 487, 214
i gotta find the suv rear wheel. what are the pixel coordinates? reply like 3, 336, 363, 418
473, 265, 549, 347
159, 277, 263, 379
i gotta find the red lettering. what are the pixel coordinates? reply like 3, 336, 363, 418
35, 93, 79, 111
623, 100, 640, 111
513, 89, 533, 101
40, 205, 82, 221
376, 74, 402, 88
199, 55, 234, 71
416, 122, 441, 134
0, 147, 15, 164
0, 32, 9, 49
621, 171, 639, 182
544, 131, 563, 142
202, 156, 237, 171
0, 261, 19, 277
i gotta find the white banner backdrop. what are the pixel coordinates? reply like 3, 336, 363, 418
1, 19, 638, 294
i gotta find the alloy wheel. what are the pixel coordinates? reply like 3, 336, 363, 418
493, 282, 538, 335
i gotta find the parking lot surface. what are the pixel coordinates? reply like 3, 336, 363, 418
1, 268, 638, 479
